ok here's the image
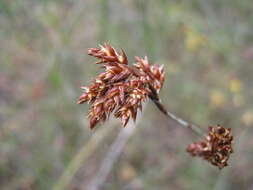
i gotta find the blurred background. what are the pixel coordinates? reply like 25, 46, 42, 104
1, 0, 253, 189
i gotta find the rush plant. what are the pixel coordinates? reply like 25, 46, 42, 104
78, 43, 233, 169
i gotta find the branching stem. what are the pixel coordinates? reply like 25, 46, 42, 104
152, 99, 204, 136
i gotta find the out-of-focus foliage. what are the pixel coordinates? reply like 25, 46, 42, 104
0, 0, 253, 189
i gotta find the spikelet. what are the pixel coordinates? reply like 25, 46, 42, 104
78, 43, 165, 129
187, 125, 233, 169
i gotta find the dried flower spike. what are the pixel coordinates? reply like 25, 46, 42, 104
78, 43, 165, 129
186, 125, 233, 169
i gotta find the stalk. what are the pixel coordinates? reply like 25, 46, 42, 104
152, 99, 204, 136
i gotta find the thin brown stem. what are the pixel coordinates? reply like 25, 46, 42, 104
152, 99, 204, 136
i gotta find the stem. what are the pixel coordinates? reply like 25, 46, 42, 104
86, 103, 146, 190
87, 124, 136, 190
52, 126, 114, 190
152, 99, 204, 136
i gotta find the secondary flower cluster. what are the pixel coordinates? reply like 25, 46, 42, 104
78, 43, 165, 129
187, 125, 233, 169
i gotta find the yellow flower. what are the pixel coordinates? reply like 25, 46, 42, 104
210, 90, 225, 107
241, 111, 253, 126
185, 27, 207, 52
119, 163, 136, 181
229, 79, 242, 93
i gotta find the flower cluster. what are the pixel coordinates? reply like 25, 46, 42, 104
78, 43, 165, 129
186, 125, 233, 169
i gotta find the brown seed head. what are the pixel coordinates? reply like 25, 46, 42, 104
78, 43, 165, 129
186, 125, 233, 169
88, 43, 128, 65
134, 56, 165, 92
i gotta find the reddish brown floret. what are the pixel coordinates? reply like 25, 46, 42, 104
187, 125, 233, 169
78, 43, 165, 129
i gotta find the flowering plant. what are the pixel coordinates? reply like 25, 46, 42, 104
78, 43, 233, 169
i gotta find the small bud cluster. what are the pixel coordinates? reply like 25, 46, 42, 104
187, 125, 233, 169
78, 43, 165, 129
